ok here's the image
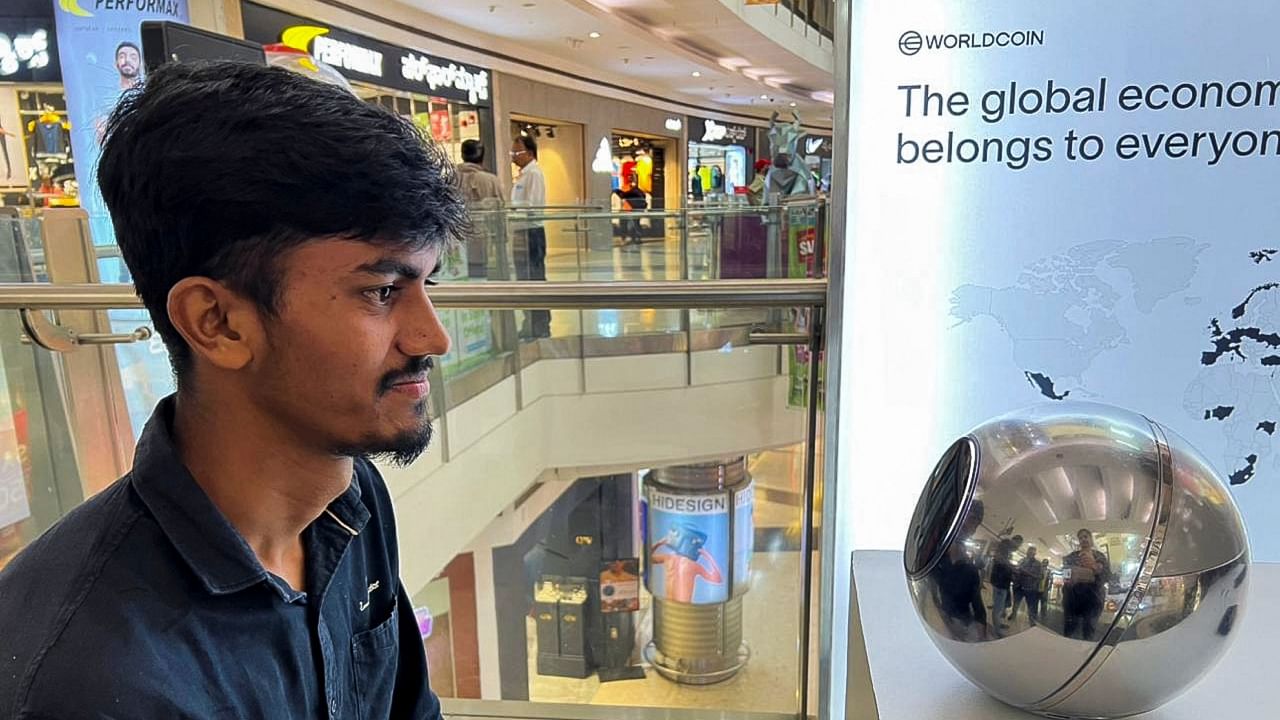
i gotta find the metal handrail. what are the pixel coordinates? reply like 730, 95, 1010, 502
0, 279, 828, 311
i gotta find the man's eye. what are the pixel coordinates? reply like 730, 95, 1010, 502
425, 271, 442, 287
366, 286, 398, 303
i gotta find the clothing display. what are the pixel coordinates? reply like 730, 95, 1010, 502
29, 113, 69, 158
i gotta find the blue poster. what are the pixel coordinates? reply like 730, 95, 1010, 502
645, 486, 736, 605
53, 0, 190, 437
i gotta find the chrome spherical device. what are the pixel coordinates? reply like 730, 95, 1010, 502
904, 402, 1250, 719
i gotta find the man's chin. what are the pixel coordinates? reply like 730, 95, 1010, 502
341, 419, 433, 468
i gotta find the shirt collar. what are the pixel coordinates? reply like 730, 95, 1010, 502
130, 396, 370, 596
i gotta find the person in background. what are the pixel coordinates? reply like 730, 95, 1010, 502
613, 170, 648, 247
1010, 545, 1044, 625
510, 135, 550, 338
457, 139, 503, 278
989, 539, 1015, 635
0, 61, 461, 719
748, 158, 770, 206
1063, 528, 1111, 641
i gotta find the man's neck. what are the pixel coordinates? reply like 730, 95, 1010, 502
171, 390, 354, 582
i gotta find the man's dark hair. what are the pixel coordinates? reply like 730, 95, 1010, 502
461, 139, 484, 164
116, 41, 140, 56
515, 134, 538, 158
98, 61, 466, 382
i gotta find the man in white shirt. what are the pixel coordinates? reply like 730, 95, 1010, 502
510, 135, 550, 338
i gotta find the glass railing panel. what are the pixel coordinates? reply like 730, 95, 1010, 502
403, 305, 822, 718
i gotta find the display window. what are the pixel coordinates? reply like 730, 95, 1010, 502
685, 115, 761, 201
0, 13, 70, 210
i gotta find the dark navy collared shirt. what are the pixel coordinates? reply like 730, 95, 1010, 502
0, 398, 441, 720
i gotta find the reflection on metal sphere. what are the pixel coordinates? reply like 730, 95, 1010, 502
904, 403, 1250, 719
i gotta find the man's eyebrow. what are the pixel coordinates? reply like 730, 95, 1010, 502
353, 258, 422, 279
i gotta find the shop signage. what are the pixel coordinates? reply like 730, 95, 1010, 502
0, 20, 59, 82
664, 117, 683, 132
241, 2, 492, 106
687, 115, 754, 146
800, 133, 833, 158
312, 33, 382, 77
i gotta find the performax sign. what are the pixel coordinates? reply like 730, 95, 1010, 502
241, 2, 491, 106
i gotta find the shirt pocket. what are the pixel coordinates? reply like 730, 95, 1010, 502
351, 597, 400, 720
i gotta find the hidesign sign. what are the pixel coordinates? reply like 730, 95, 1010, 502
241, 3, 491, 106
689, 115, 753, 146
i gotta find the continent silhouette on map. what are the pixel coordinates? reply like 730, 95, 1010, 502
1250, 248, 1278, 264
1204, 405, 1235, 421
953, 236, 1206, 399
1185, 254, 1280, 485
1025, 371, 1069, 400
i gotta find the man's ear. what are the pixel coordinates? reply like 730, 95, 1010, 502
166, 278, 264, 371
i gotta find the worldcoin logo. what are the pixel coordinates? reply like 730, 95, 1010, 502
899, 31, 923, 56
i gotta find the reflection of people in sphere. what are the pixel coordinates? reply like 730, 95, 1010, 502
650, 525, 723, 603
116, 42, 142, 91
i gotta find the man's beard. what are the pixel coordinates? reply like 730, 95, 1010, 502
368, 412, 433, 467
349, 355, 436, 467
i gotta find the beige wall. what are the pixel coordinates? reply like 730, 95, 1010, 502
496, 75, 685, 208
509, 119, 585, 206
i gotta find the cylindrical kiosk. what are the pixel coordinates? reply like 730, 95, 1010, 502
642, 457, 753, 684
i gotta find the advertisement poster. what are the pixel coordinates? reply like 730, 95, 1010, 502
54, 0, 191, 439
0, 90, 30, 189
732, 483, 754, 593
0, 363, 30, 530
457, 109, 480, 141
429, 109, 452, 143
843, 0, 1280, 560
644, 486, 732, 605
599, 558, 640, 613
787, 209, 820, 408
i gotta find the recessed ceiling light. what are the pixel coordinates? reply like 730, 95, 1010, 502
790, 101, 797, 107
522, 2, 536, 7
760, 94, 769, 99
588, 31, 601, 38
691, 71, 701, 77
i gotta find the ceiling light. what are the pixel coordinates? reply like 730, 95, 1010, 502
588, 31, 601, 38
691, 71, 701, 77
521, 2, 536, 7
790, 102, 797, 107
761, 94, 769, 100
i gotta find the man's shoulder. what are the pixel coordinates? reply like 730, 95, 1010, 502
0, 479, 148, 714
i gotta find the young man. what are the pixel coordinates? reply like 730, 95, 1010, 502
0, 61, 464, 719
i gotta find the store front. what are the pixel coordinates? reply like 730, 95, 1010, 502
608, 131, 675, 242
686, 115, 761, 201
797, 132, 833, 193
0, 5, 69, 210
240, 2, 496, 168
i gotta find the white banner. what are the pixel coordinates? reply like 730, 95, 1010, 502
843, 0, 1280, 559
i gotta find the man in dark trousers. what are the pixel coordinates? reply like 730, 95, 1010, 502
0, 61, 462, 719
510, 134, 550, 337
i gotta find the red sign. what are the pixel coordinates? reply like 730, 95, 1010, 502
429, 110, 453, 143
